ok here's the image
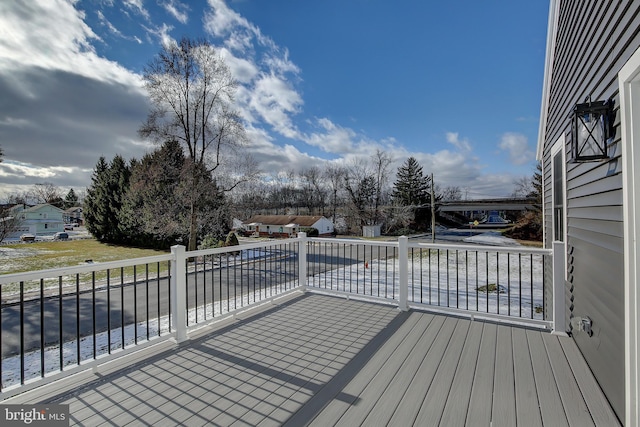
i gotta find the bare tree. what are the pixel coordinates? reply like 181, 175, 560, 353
31, 182, 64, 207
511, 176, 534, 198
140, 37, 253, 250
324, 164, 346, 225
371, 149, 392, 224
440, 186, 462, 201
0, 207, 23, 242
298, 166, 327, 216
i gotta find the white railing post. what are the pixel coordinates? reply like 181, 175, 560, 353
552, 241, 567, 335
298, 232, 308, 292
398, 236, 409, 311
171, 245, 188, 343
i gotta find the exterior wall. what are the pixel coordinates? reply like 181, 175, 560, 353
312, 217, 334, 235
540, 1, 640, 421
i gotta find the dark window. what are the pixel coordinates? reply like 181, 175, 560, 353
553, 150, 564, 242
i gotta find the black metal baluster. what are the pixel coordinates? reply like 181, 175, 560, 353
76, 274, 80, 364
437, 250, 441, 306
168, 261, 172, 333
58, 276, 63, 370
465, 250, 469, 310
146, 264, 150, 340
193, 257, 198, 324
40, 278, 45, 378
518, 253, 522, 318
496, 253, 500, 315
485, 252, 489, 312
92, 271, 96, 359
420, 248, 424, 304
133, 265, 138, 344
507, 253, 511, 317
120, 267, 125, 349
455, 250, 459, 309
157, 263, 161, 334
20, 281, 24, 384
107, 269, 111, 352
428, 249, 432, 305
475, 252, 479, 311
531, 254, 535, 319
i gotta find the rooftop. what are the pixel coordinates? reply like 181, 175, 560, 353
8, 293, 619, 426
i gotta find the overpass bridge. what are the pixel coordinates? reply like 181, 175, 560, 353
437, 198, 538, 212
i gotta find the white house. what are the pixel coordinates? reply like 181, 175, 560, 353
8, 204, 65, 238
243, 215, 334, 237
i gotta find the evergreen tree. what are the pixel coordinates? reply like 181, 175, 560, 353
84, 155, 130, 243
391, 157, 431, 206
64, 188, 78, 209
84, 157, 109, 241
120, 140, 188, 247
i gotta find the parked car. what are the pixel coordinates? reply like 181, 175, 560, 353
54, 232, 69, 240
64, 224, 75, 230
20, 233, 35, 242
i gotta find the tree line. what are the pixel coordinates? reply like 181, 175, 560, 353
0, 37, 542, 246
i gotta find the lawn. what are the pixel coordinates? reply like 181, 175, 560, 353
0, 239, 168, 276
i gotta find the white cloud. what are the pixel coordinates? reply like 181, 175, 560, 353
446, 132, 472, 151
143, 22, 175, 48
0, 0, 142, 88
161, 0, 189, 24
248, 73, 302, 138
97, 10, 143, 44
218, 47, 259, 83
123, 0, 150, 20
498, 132, 535, 165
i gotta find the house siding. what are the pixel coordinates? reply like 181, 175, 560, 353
541, 1, 640, 421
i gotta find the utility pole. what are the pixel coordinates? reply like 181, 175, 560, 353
431, 173, 436, 243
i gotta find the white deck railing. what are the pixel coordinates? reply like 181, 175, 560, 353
0, 233, 562, 398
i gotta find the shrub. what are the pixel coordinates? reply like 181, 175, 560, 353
300, 227, 319, 237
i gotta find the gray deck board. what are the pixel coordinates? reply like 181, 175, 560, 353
361, 314, 444, 427
17, 294, 619, 426
336, 313, 437, 426
559, 337, 620, 426
513, 327, 543, 427
438, 321, 483, 427
466, 322, 497, 426
386, 316, 458, 426
543, 333, 597, 427
413, 319, 470, 426
303, 310, 425, 427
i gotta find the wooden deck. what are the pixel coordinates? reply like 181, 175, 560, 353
16, 294, 619, 426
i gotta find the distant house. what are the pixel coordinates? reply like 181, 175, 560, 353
362, 225, 381, 238
537, 2, 640, 423
63, 207, 84, 225
8, 204, 65, 238
243, 215, 334, 238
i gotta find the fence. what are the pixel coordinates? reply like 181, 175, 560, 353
0, 234, 561, 397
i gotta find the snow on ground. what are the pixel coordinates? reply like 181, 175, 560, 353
1, 235, 546, 390
462, 231, 520, 246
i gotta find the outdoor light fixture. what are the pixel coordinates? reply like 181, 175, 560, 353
571, 98, 612, 162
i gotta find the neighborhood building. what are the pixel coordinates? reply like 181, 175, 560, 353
242, 215, 334, 238
63, 207, 84, 226
537, 1, 640, 424
7, 204, 65, 238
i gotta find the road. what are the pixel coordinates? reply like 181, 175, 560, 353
0, 240, 376, 359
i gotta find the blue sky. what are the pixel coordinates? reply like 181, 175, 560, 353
0, 0, 549, 199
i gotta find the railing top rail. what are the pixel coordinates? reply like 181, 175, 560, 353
305, 236, 549, 255
408, 241, 552, 255
0, 253, 173, 285
308, 237, 399, 248
187, 238, 302, 258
